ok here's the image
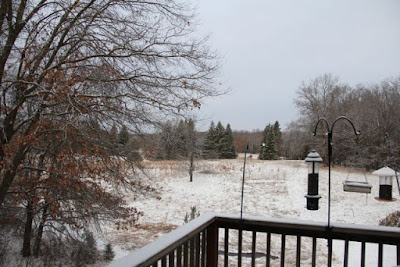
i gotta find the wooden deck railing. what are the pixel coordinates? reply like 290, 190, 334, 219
109, 212, 400, 267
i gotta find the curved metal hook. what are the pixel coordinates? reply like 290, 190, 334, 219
312, 117, 330, 136
331, 116, 360, 137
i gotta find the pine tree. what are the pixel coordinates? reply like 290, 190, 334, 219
221, 124, 237, 159
109, 124, 118, 144
103, 243, 115, 261
118, 125, 130, 145
202, 121, 218, 159
259, 124, 278, 160
214, 121, 226, 158
265, 128, 278, 160
273, 121, 282, 157
259, 125, 270, 160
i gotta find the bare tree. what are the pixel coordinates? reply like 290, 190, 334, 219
0, 0, 222, 207
291, 74, 400, 168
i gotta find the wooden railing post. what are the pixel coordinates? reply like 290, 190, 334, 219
206, 222, 218, 267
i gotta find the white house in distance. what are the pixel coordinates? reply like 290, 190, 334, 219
371, 166, 397, 200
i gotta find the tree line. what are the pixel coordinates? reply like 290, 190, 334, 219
152, 120, 286, 161
286, 73, 400, 170
153, 120, 238, 161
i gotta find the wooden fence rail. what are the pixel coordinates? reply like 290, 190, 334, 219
109, 212, 400, 267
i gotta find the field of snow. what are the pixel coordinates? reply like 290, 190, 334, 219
105, 156, 399, 266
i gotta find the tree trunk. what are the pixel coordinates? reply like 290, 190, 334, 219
33, 204, 48, 257
0, 143, 28, 206
189, 152, 194, 182
22, 200, 34, 257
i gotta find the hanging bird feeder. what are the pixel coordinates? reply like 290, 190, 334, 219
372, 166, 396, 200
304, 150, 323, 210
343, 171, 372, 193
343, 180, 372, 193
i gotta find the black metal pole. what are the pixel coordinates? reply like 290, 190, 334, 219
313, 117, 359, 267
240, 142, 249, 220
327, 132, 332, 228
313, 116, 359, 229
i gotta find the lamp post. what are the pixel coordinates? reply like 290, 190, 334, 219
311, 116, 360, 228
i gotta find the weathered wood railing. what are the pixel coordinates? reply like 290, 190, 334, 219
109, 212, 400, 267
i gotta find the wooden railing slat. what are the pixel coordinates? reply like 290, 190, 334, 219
168, 251, 174, 267
189, 237, 195, 267
206, 222, 218, 267
238, 229, 243, 267
343, 240, 349, 267
266, 233, 271, 267
312, 237, 316, 267
281, 234, 286, 267
224, 228, 229, 267
296, 235, 301, 267
195, 233, 201, 267
183, 242, 189, 267
177, 245, 182, 267
397, 244, 400, 266
251, 231, 256, 267
201, 230, 206, 267
327, 238, 332, 267
361, 241, 366, 267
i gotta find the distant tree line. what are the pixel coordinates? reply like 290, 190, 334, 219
144, 73, 400, 171
286, 73, 400, 169
153, 120, 237, 161
151, 120, 286, 161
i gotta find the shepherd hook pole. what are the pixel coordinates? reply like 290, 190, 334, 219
240, 142, 249, 220
312, 116, 360, 228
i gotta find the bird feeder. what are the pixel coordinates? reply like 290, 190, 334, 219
342, 180, 371, 193
305, 150, 323, 210
372, 166, 395, 200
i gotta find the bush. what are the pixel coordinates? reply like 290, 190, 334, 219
379, 211, 400, 227
103, 243, 115, 261
184, 206, 200, 224
71, 231, 98, 266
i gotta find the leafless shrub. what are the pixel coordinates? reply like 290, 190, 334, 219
379, 211, 400, 227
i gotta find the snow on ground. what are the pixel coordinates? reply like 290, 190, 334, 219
104, 158, 399, 266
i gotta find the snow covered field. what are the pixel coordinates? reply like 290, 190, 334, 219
105, 157, 399, 266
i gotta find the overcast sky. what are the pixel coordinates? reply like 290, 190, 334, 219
193, 0, 400, 131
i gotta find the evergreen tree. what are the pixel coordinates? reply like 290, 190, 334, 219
259, 124, 278, 160
118, 125, 130, 145
273, 121, 283, 157
202, 121, 237, 159
202, 121, 218, 159
214, 121, 226, 158
109, 123, 118, 144
103, 243, 115, 261
259, 125, 270, 160
264, 128, 278, 160
221, 124, 237, 159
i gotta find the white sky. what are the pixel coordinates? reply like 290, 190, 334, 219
194, 0, 400, 131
